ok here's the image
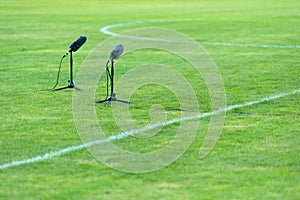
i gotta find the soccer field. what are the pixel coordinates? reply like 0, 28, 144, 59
0, 0, 299, 199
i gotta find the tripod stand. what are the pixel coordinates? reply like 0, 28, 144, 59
96, 60, 130, 105
53, 51, 81, 91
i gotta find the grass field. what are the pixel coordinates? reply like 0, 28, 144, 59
1, 0, 299, 199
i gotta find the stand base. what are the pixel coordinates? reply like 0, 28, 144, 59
53, 80, 81, 91
96, 93, 131, 106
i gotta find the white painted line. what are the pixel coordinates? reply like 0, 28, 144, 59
1, 88, 299, 170
100, 21, 300, 49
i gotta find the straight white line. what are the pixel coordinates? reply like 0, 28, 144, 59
1, 88, 299, 170
100, 21, 300, 49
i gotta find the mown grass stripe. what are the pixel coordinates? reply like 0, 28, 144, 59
1, 88, 299, 170
100, 21, 300, 49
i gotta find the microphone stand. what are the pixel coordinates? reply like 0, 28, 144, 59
96, 59, 130, 106
54, 51, 81, 91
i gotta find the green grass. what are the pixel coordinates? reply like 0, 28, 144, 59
1, 0, 299, 199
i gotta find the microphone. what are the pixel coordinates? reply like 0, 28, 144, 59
109, 44, 124, 61
69, 35, 87, 52
63, 35, 87, 58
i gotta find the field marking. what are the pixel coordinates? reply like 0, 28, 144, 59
100, 21, 300, 49
1, 88, 299, 170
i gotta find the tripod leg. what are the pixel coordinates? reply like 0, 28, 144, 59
96, 99, 110, 103
115, 99, 131, 104
53, 86, 71, 91
74, 86, 82, 91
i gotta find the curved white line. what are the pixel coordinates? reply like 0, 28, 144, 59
100, 21, 300, 49
1, 88, 299, 170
